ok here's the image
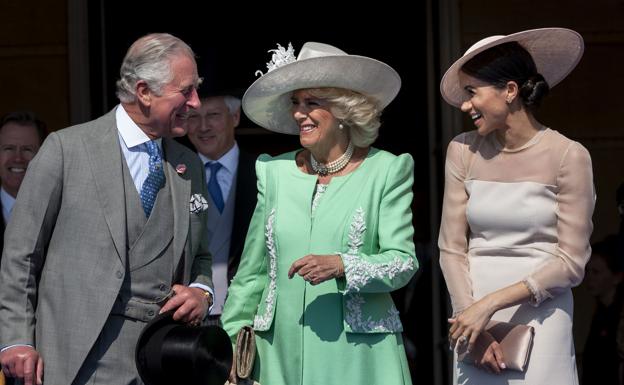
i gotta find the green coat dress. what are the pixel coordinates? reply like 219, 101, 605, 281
221, 148, 417, 385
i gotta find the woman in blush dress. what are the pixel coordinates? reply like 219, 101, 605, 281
438, 28, 595, 384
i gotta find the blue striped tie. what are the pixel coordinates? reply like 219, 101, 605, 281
206, 162, 224, 213
140, 141, 165, 217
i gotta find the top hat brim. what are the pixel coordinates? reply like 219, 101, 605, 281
135, 311, 233, 385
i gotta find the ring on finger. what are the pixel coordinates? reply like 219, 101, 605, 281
458, 335, 467, 344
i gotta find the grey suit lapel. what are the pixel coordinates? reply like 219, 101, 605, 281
82, 110, 126, 265
163, 139, 190, 268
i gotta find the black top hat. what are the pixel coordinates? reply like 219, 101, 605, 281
135, 311, 233, 385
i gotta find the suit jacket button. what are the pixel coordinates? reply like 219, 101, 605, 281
148, 310, 155, 317
116, 271, 123, 279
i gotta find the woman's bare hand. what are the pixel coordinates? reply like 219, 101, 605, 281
288, 254, 344, 285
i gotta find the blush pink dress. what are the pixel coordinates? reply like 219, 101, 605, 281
439, 128, 595, 384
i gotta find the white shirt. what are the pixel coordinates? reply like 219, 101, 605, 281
197, 142, 239, 203
115, 105, 162, 193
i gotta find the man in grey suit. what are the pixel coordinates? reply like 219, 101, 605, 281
0, 33, 213, 385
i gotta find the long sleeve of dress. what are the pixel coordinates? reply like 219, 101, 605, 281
340, 154, 418, 293
438, 136, 474, 315
524, 141, 595, 305
220, 155, 270, 341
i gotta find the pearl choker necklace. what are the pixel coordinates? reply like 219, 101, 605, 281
310, 141, 354, 176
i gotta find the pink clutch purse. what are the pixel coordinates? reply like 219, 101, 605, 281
458, 320, 535, 372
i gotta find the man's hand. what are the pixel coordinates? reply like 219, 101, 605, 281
160, 284, 211, 325
0, 346, 44, 385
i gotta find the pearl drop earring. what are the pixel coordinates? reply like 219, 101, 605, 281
338, 123, 344, 130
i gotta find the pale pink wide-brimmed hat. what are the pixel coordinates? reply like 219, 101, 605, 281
440, 27, 584, 107
242, 42, 401, 134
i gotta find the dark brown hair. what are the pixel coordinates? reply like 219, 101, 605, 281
462, 42, 550, 111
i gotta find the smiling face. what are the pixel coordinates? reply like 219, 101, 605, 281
140, 53, 201, 139
458, 71, 510, 136
186, 96, 239, 159
290, 89, 344, 156
0, 122, 41, 197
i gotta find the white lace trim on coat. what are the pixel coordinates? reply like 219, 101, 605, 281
342, 208, 408, 332
253, 209, 277, 330
342, 208, 414, 292
345, 294, 403, 332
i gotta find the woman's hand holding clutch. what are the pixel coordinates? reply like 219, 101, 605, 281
448, 296, 496, 353
464, 331, 506, 374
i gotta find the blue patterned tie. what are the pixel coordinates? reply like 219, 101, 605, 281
140, 141, 165, 217
206, 162, 224, 213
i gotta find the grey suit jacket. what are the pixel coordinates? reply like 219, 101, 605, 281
0, 109, 212, 384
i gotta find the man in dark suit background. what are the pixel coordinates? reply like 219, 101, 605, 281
0, 111, 47, 266
0, 111, 47, 385
185, 88, 256, 321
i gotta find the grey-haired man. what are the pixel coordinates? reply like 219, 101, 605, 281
0, 33, 213, 385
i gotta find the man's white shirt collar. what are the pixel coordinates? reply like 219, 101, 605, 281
197, 142, 239, 174
116, 105, 162, 149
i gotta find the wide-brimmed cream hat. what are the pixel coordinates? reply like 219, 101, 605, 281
242, 42, 401, 134
440, 27, 584, 107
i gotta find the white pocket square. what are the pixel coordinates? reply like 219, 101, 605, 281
189, 193, 209, 214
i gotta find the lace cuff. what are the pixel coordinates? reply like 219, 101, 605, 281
522, 277, 553, 306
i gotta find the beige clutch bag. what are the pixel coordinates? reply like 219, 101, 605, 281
224, 326, 260, 384
458, 320, 535, 372
235, 326, 256, 379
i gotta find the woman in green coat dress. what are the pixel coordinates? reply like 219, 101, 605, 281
221, 41, 418, 385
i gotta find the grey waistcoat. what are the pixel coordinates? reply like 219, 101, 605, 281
111, 161, 176, 322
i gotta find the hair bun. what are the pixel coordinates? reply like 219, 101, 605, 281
519, 74, 550, 109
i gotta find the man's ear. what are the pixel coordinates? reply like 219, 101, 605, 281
232, 107, 241, 128
136, 80, 152, 106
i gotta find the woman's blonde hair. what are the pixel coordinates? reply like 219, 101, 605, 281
306, 87, 382, 147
